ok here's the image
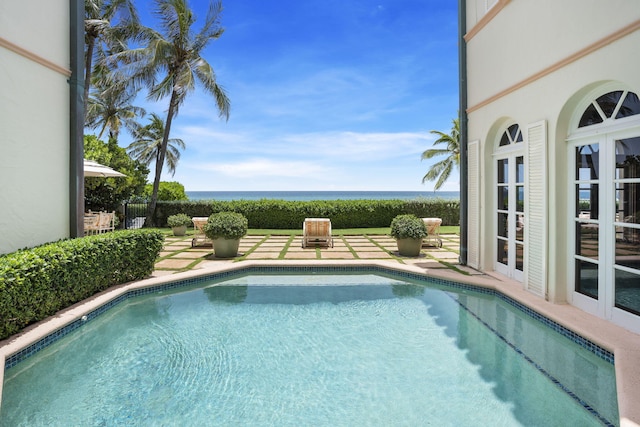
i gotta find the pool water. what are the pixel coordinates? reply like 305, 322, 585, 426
0, 274, 618, 426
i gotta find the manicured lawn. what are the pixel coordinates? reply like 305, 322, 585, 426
160, 226, 460, 236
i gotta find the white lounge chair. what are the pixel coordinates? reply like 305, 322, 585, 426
302, 218, 334, 248
191, 217, 212, 247
422, 217, 442, 247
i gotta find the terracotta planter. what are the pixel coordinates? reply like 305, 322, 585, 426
213, 237, 241, 258
396, 238, 423, 257
172, 225, 187, 236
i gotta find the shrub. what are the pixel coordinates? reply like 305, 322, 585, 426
0, 230, 164, 340
390, 214, 428, 240
203, 212, 248, 240
167, 213, 192, 228
154, 198, 460, 229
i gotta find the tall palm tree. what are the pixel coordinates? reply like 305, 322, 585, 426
128, 113, 185, 176
421, 118, 460, 191
115, 0, 231, 226
84, 0, 139, 116
85, 82, 145, 140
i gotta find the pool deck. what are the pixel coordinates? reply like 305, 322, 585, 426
2, 233, 640, 426
153, 233, 473, 276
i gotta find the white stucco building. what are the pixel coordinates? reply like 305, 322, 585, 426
0, 0, 84, 254
462, 0, 640, 333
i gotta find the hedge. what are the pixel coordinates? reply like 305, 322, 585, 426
0, 229, 164, 340
153, 199, 460, 229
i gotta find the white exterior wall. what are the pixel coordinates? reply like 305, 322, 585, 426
0, 0, 71, 254
464, 0, 640, 322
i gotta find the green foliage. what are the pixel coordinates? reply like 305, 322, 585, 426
390, 214, 428, 239
422, 117, 460, 190
167, 213, 192, 227
203, 212, 248, 240
84, 135, 149, 212
153, 199, 460, 229
0, 230, 164, 340
144, 181, 188, 201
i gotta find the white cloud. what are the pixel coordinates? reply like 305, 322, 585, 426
193, 158, 328, 178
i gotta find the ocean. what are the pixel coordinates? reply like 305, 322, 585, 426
186, 190, 460, 201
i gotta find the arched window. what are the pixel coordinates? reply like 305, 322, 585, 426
499, 123, 523, 146
578, 90, 640, 128
570, 89, 640, 325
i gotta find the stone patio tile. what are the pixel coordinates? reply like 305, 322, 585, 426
244, 251, 281, 259
356, 251, 394, 259
320, 251, 356, 259
259, 241, 289, 247
151, 269, 177, 277
284, 251, 319, 259
410, 261, 449, 269
170, 251, 211, 259
164, 242, 193, 249
345, 238, 371, 244
154, 258, 194, 269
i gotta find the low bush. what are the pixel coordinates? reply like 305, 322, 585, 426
390, 214, 429, 239
0, 229, 164, 340
154, 198, 460, 229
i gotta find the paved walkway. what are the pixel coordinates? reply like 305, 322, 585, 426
154, 232, 478, 277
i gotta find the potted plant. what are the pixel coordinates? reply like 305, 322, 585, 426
203, 211, 248, 258
167, 213, 192, 236
390, 214, 428, 256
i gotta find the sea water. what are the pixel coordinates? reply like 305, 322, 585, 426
186, 190, 460, 201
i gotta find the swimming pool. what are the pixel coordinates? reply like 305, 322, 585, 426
0, 270, 618, 426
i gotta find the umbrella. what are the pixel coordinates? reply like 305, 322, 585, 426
84, 159, 127, 177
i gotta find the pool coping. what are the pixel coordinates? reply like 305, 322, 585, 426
1, 259, 639, 426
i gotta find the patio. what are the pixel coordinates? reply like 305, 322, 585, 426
153, 233, 478, 277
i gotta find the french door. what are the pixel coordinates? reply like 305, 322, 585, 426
495, 154, 525, 281
572, 132, 640, 322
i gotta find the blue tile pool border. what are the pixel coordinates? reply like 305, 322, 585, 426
3, 265, 615, 370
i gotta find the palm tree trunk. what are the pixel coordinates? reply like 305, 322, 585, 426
145, 89, 178, 227
84, 36, 96, 121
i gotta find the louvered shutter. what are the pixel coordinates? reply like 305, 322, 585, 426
525, 121, 547, 297
467, 140, 480, 268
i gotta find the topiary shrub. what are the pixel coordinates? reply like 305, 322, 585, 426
203, 212, 248, 240
167, 213, 192, 227
389, 214, 428, 240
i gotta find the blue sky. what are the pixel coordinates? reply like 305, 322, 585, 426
118, 0, 460, 192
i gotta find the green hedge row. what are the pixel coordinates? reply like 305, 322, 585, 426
153, 199, 460, 229
0, 229, 164, 340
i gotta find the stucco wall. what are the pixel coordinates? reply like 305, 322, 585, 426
466, 0, 640, 109
464, 0, 640, 304
0, 0, 70, 254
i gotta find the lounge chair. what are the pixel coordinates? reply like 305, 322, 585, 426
302, 218, 334, 248
422, 217, 442, 247
191, 217, 212, 247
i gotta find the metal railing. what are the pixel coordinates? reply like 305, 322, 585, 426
123, 200, 148, 229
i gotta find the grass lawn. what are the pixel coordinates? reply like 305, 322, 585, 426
160, 226, 460, 237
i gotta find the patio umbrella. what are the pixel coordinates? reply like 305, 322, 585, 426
84, 159, 127, 177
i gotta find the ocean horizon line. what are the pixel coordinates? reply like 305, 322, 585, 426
186, 190, 460, 202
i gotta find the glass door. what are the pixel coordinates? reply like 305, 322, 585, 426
496, 154, 525, 281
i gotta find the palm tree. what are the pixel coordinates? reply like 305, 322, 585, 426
128, 113, 185, 176
421, 118, 460, 191
85, 82, 145, 140
84, 0, 139, 117
115, 0, 231, 226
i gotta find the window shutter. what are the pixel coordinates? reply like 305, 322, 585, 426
525, 121, 547, 297
467, 140, 481, 268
